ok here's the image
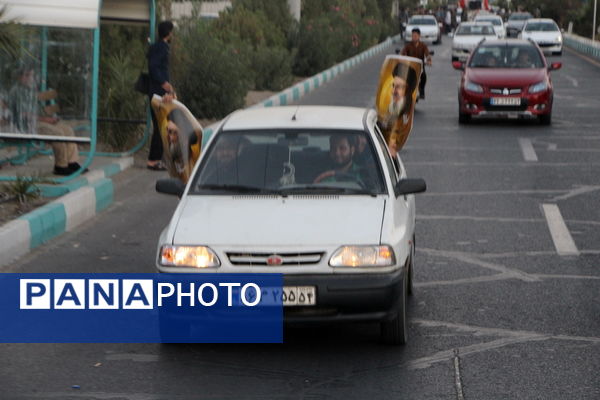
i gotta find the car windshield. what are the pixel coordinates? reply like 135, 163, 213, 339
456, 25, 496, 35
190, 130, 387, 195
468, 44, 544, 68
509, 13, 532, 21
476, 18, 501, 26
524, 22, 559, 32
409, 17, 436, 25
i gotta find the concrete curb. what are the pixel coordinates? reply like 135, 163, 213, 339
0, 158, 130, 268
39, 157, 134, 198
202, 34, 402, 144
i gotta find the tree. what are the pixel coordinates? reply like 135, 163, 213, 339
0, 6, 22, 59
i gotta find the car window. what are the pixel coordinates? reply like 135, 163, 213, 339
409, 17, 437, 25
190, 130, 387, 195
373, 125, 398, 182
469, 44, 544, 68
476, 18, 501, 26
524, 22, 559, 32
456, 25, 496, 35
509, 13, 532, 21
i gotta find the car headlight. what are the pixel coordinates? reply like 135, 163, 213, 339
465, 80, 484, 93
329, 245, 395, 267
529, 80, 548, 94
160, 245, 221, 268
556, 36, 562, 43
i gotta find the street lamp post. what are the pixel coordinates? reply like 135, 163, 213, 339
593, 0, 597, 41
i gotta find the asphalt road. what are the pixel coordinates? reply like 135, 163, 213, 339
1, 38, 599, 399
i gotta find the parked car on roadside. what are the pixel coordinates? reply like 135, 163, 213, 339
474, 14, 506, 38
155, 105, 427, 345
520, 18, 563, 55
452, 22, 498, 62
452, 39, 562, 125
405, 15, 442, 44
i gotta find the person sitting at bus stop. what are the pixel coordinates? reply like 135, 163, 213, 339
314, 135, 362, 183
9, 66, 85, 176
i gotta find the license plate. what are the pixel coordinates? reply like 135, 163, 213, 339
236, 286, 317, 306
491, 97, 521, 106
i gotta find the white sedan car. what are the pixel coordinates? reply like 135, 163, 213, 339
452, 22, 497, 62
520, 18, 563, 55
473, 14, 506, 38
405, 15, 441, 44
155, 106, 427, 345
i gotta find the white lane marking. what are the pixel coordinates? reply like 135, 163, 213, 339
542, 204, 580, 256
519, 138, 538, 162
564, 75, 579, 87
453, 349, 465, 400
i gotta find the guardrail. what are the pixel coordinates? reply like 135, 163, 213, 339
201, 34, 403, 144
563, 33, 600, 61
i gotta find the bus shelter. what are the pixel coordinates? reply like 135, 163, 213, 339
0, 0, 155, 182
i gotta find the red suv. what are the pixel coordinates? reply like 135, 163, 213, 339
453, 39, 561, 125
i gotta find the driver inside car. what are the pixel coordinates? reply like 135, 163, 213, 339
314, 134, 363, 183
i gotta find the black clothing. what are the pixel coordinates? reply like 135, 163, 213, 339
147, 40, 170, 162
148, 40, 170, 96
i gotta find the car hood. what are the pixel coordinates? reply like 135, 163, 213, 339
453, 35, 494, 48
172, 196, 386, 246
522, 31, 561, 41
467, 68, 547, 86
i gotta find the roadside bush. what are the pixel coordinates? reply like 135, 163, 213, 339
208, 4, 294, 92
98, 25, 147, 151
173, 22, 251, 119
251, 45, 294, 91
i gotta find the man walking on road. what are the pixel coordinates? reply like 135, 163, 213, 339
401, 28, 432, 100
147, 21, 175, 171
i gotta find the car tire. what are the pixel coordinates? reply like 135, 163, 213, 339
407, 235, 415, 296
539, 112, 552, 125
459, 111, 471, 124
380, 270, 408, 345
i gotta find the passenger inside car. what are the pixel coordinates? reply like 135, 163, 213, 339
313, 134, 363, 184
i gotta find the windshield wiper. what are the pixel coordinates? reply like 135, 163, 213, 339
280, 185, 375, 195
197, 184, 279, 194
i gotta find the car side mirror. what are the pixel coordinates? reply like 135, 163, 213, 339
156, 178, 186, 197
395, 178, 427, 197
452, 61, 465, 70
548, 62, 562, 71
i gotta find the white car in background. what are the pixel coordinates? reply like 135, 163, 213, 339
520, 18, 563, 55
474, 14, 506, 38
155, 106, 427, 345
405, 15, 441, 44
452, 22, 497, 62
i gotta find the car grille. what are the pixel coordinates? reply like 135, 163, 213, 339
227, 251, 324, 266
490, 88, 522, 94
538, 42, 557, 47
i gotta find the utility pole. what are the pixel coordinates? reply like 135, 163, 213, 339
593, 0, 598, 41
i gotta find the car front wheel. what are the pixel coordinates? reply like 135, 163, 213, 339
380, 269, 408, 345
539, 112, 552, 125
